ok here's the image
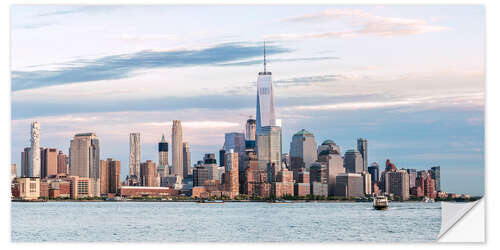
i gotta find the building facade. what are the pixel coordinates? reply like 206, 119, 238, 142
31, 121, 41, 177
289, 129, 317, 173
140, 160, 157, 187
357, 138, 368, 173
183, 142, 191, 178
385, 170, 410, 200
430, 166, 441, 192
344, 149, 364, 173
21, 147, 31, 177
256, 126, 282, 182
57, 150, 68, 175
171, 120, 183, 179
41, 148, 58, 178
335, 173, 364, 198
129, 133, 141, 177
368, 162, 379, 183
158, 134, 168, 175
245, 118, 256, 141
69, 132, 100, 197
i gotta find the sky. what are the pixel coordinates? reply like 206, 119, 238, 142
10, 5, 484, 195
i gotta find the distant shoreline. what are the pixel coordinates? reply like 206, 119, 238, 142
11, 198, 478, 203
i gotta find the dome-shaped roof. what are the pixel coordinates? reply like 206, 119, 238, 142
294, 129, 313, 136
322, 139, 335, 145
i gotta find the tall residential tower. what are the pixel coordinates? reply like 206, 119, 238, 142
129, 133, 141, 177
30, 121, 40, 177
172, 120, 183, 178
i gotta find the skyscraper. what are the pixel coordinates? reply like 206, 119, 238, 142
256, 42, 276, 133
290, 129, 317, 173
406, 168, 417, 188
158, 134, 169, 179
256, 126, 282, 182
171, 120, 183, 178
430, 166, 441, 192
57, 150, 68, 175
183, 142, 191, 178
41, 148, 58, 178
344, 149, 364, 173
245, 118, 256, 141
129, 133, 141, 177
317, 144, 345, 196
100, 158, 121, 194
140, 160, 157, 187
69, 133, 100, 197
368, 162, 380, 183
224, 132, 246, 171
21, 147, 31, 177
385, 170, 410, 200
30, 121, 40, 177
225, 149, 239, 198
357, 138, 368, 172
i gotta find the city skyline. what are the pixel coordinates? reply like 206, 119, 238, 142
10, 5, 484, 195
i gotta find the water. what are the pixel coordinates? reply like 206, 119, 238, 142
11, 201, 441, 242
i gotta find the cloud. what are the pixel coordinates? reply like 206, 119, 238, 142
11, 42, 289, 91
268, 9, 449, 40
216, 56, 338, 66
274, 74, 339, 87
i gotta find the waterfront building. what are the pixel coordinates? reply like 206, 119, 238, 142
290, 129, 317, 174
129, 133, 141, 178
357, 138, 368, 172
69, 133, 100, 197
158, 134, 168, 176
99, 159, 109, 195
256, 126, 282, 182
21, 147, 31, 177
193, 164, 209, 187
108, 159, 121, 194
40, 181, 49, 198
57, 150, 68, 175
317, 145, 345, 196
294, 168, 311, 197
255, 42, 277, 134
183, 142, 191, 178
273, 164, 294, 198
140, 160, 157, 187
385, 169, 410, 200
424, 175, 437, 199
171, 120, 183, 179
246, 118, 256, 141
41, 148, 58, 178
224, 149, 239, 198
430, 166, 441, 192
31, 121, 41, 177
119, 186, 178, 198
344, 149, 364, 173
244, 150, 271, 198
69, 176, 91, 199
368, 162, 379, 183
17, 177, 40, 200
335, 173, 364, 198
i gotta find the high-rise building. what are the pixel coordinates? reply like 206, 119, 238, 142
183, 142, 191, 178
255, 42, 277, 134
140, 160, 157, 187
41, 148, 58, 178
344, 149, 364, 173
108, 159, 121, 194
158, 134, 168, 172
30, 121, 41, 177
171, 120, 183, 179
245, 118, 256, 141
361, 171, 372, 195
406, 168, 417, 188
430, 166, 441, 192
218, 149, 226, 167
335, 173, 364, 198
357, 138, 368, 172
385, 170, 410, 200
290, 129, 317, 173
317, 146, 345, 196
21, 147, 31, 177
129, 133, 141, 177
99, 159, 109, 195
57, 150, 68, 175
256, 126, 282, 182
368, 162, 379, 183
224, 132, 246, 171
225, 149, 239, 198
69, 132, 100, 197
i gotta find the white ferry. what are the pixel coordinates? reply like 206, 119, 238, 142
373, 196, 389, 210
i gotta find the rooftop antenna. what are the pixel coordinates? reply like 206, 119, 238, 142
263, 41, 267, 73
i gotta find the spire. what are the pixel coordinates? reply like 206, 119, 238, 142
263, 41, 267, 73
161, 133, 166, 142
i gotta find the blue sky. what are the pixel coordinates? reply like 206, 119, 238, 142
10, 5, 484, 195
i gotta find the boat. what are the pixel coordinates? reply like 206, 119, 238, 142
373, 196, 389, 210
423, 197, 435, 203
